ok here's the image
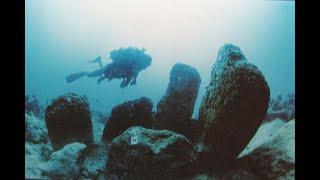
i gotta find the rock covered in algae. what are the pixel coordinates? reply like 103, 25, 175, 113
242, 120, 295, 179
101, 97, 153, 143
198, 44, 270, 166
265, 93, 295, 121
105, 126, 199, 179
25, 113, 48, 144
78, 144, 109, 179
154, 63, 201, 140
41, 142, 86, 179
25, 143, 48, 179
45, 93, 93, 151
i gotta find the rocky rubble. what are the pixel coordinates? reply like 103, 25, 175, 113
41, 142, 87, 179
25, 113, 48, 144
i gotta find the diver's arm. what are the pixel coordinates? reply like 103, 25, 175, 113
89, 56, 103, 68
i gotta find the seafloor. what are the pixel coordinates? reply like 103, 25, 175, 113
25, 44, 295, 179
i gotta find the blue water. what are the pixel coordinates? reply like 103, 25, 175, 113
25, 0, 295, 117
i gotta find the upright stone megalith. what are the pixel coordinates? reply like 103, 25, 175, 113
198, 44, 270, 165
45, 93, 93, 151
154, 63, 201, 139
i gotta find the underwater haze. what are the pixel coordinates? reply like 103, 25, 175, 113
25, 0, 295, 117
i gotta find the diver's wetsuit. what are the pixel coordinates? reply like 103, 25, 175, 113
100, 61, 139, 88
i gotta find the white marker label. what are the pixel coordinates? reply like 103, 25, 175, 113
131, 136, 139, 145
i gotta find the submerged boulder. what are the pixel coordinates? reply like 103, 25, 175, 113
238, 118, 287, 157
191, 168, 259, 180
78, 144, 109, 179
265, 109, 292, 121
101, 97, 153, 143
25, 143, 46, 179
41, 142, 86, 179
198, 44, 270, 166
25, 142, 54, 179
271, 95, 285, 111
45, 93, 93, 151
242, 120, 295, 179
154, 63, 201, 140
40, 143, 54, 161
182, 119, 205, 144
106, 126, 199, 179
265, 93, 295, 121
25, 113, 48, 144
25, 95, 44, 118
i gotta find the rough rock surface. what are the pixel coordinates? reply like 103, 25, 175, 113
265, 109, 290, 121
182, 119, 205, 144
242, 120, 295, 179
40, 143, 54, 161
25, 142, 54, 178
45, 93, 93, 151
106, 126, 199, 179
78, 144, 109, 179
198, 44, 270, 165
25, 113, 48, 143
101, 97, 153, 143
191, 168, 260, 180
25, 143, 46, 179
238, 118, 287, 157
154, 63, 201, 140
271, 95, 285, 111
266, 93, 295, 121
25, 95, 44, 118
41, 142, 87, 179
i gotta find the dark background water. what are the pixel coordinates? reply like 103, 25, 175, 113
25, 0, 294, 118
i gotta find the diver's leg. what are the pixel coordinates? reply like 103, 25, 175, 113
121, 76, 133, 88
88, 56, 103, 68
130, 72, 139, 86
97, 76, 106, 84
120, 78, 126, 87
122, 78, 126, 84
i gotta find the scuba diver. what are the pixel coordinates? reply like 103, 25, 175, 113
66, 47, 152, 88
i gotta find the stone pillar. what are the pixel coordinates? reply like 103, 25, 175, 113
45, 93, 93, 151
154, 63, 201, 139
101, 97, 153, 143
198, 44, 270, 166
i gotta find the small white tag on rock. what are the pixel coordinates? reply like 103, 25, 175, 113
131, 136, 139, 145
